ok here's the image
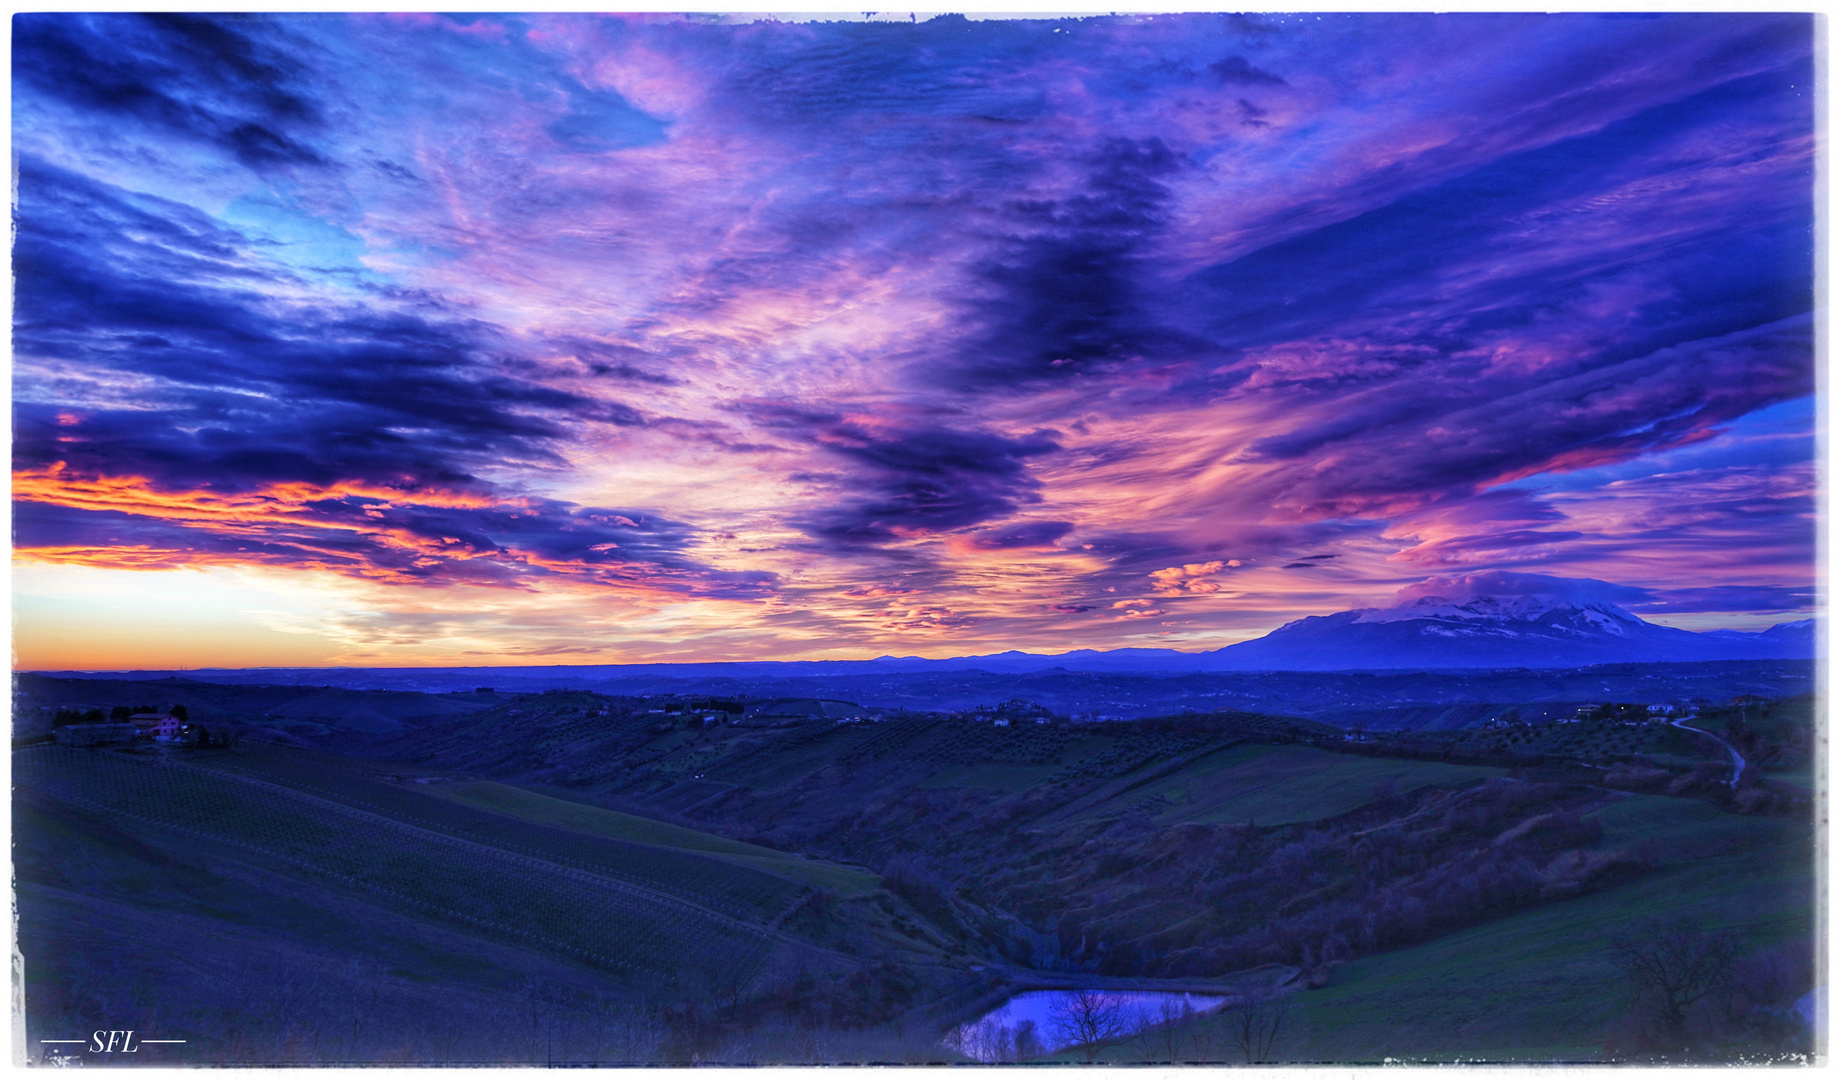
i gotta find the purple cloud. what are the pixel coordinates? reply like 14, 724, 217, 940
9, 12, 1818, 663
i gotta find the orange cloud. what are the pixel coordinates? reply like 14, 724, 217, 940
12, 466, 759, 599
1149, 558, 1241, 595
14, 465, 507, 525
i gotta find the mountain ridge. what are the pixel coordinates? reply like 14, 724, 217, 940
31, 615, 1814, 683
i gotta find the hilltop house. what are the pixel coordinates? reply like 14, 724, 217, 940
129, 713, 184, 740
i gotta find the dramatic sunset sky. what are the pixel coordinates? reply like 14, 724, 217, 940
11, 12, 1818, 670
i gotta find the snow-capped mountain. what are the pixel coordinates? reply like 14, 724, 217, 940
1205, 575, 1816, 671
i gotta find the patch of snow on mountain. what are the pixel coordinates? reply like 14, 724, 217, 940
1354, 592, 1639, 627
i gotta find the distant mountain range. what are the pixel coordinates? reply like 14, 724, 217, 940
852, 592, 1815, 674
1199, 591, 1814, 671
42, 581, 1816, 688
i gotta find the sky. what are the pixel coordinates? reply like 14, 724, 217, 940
10, 11, 1819, 669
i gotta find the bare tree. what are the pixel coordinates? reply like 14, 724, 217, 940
783, 1022, 836, 1064
1013, 1018, 1044, 1061
594, 997, 663, 1065
969, 1018, 1014, 1063
701, 954, 755, 1014
1126, 997, 1191, 1063
1611, 919, 1738, 1052
1153, 996, 1197, 1062
1188, 1011, 1220, 1063
1225, 986, 1289, 1064
515, 977, 566, 1064
1051, 988, 1130, 1062
947, 1017, 1032, 1063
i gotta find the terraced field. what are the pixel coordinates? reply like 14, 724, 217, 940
1061, 742, 1504, 827
14, 747, 780, 987
919, 761, 1067, 791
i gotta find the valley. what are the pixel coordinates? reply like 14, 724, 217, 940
12, 670, 1818, 1064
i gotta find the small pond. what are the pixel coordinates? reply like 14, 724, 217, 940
945, 989, 1227, 1062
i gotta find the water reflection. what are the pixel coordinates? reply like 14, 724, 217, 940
945, 989, 1226, 1062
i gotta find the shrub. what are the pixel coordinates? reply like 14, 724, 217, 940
881, 853, 961, 930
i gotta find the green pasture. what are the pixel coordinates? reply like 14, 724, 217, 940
181, 750, 825, 919
428, 780, 882, 896
1763, 759, 1816, 790
14, 747, 781, 986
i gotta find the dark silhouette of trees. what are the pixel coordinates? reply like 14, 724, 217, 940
1136, 995, 1198, 1062
1225, 985, 1289, 1063
1012, 1018, 1044, 1060
1611, 919, 1738, 1052
1051, 988, 1129, 1062
945, 1013, 1048, 1063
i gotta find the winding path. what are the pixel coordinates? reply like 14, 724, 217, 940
1669, 716, 1745, 788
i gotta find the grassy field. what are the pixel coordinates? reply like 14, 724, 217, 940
425, 780, 882, 896
15, 746, 784, 987
178, 748, 816, 923
1763, 758, 1817, 790
12, 786, 749, 1065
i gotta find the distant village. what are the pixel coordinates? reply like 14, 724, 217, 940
1489, 700, 1701, 728
19, 678, 1779, 770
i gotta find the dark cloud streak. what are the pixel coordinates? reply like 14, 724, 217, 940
948, 137, 1206, 389
792, 421, 1061, 549
12, 159, 635, 497
14, 13, 329, 167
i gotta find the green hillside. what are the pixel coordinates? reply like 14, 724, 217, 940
424, 780, 882, 896
15, 746, 785, 983
1087, 793, 1814, 1063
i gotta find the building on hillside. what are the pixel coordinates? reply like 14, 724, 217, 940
1647, 704, 1674, 716
130, 713, 183, 739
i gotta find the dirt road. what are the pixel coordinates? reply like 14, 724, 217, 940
1670, 716, 1745, 788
